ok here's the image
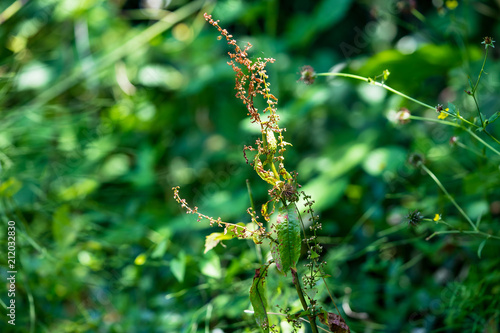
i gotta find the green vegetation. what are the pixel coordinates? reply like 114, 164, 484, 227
1, 0, 500, 332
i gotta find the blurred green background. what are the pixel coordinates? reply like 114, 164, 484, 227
1, 0, 500, 332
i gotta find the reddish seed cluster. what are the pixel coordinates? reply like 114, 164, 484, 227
204, 13, 286, 153
173, 15, 300, 239
172, 186, 264, 238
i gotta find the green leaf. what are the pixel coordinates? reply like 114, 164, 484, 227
204, 222, 245, 253
274, 205, 301, 275
488, 111, 500, 124
151, 239, 168, 259
204, 232, 234, 253
171, 251, 186, 283
200, 252, 221, 279
467, 76, 474, 90
310, 250, 320, 259
447, 102, 456, 113
477, 239, 488, 259
249, 266, 270, 333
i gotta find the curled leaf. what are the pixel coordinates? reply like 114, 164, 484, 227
318, 311, 350, 333
250, 267, 270, 333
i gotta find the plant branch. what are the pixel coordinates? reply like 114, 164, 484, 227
317, 72, 435, 110
426, 230, 500, 241
419, 164, 476, 231
291, 268, 319, 333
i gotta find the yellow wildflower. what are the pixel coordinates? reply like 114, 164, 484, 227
438, 108, 449, 119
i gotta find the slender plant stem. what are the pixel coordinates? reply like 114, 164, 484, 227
408, 115, 461, 127
246, 179, 256, 213
473, 47, 488, 94
291, 268, 319, 333
321, 277, 342, 316
407, 117, 500, 157
420, 164, 476, 231
484, 129, 500, 145
472, 95, 484, 127
456, 114, 480, 128
466, 128, 500, 156
319, 72, 500, 151
244, 311, 331, 333
317, 72, 435, 110
471, 47, 489, 126
426, 230, 500, 241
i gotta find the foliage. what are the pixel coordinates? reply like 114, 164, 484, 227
1, 0, 500, 332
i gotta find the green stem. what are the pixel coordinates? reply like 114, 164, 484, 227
472, 47, 488, 94
246, 179, 256, 213
319, 72, 500, 150
466, 128, 500, 156
484, 129, 500, 145
408, 115, 461, 127
420, 164, 476, 231
317, 72, 435, 110
407, 116, 500, 156
426, 230, 500, 241
472, 95, 484, 127
472, 47, 489, 126
291, 268, 318, 333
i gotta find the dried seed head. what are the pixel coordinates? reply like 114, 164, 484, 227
407, 210, 424, 226
298, 65, 316, 85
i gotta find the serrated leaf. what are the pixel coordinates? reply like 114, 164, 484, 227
274, 205, 301, 275
250, 267, 270, 333
477, 239, 488, 259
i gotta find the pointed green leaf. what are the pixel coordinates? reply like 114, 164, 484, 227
477, 239, 488, 259
467, 76, 474, 90
274, 205, 301, 275
310, 250, 320, 259
249, 267, 270, 333
488, 111, 500, 124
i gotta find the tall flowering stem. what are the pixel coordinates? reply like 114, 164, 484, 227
172, 14, 349, 333
204, 13, 296, 211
